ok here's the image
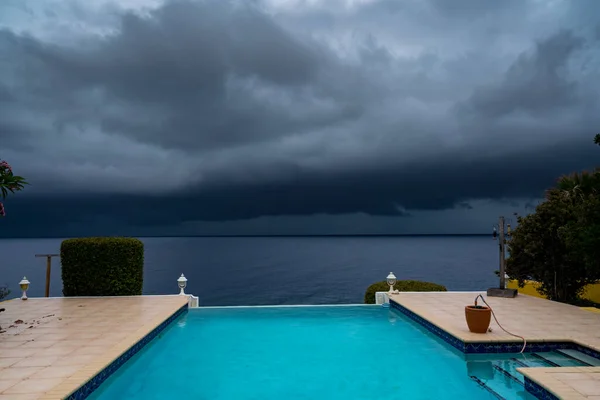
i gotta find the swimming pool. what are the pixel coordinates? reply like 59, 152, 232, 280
87, 305, 590, 400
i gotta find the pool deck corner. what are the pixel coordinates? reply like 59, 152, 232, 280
0, 295, 189, 400
389, 291, 600, 400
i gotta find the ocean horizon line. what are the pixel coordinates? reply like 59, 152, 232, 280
0, 233, 490, 239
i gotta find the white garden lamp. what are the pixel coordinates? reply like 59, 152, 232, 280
177, 274, 187, 296
386, 272, 397, 294
19, 276, 30, 300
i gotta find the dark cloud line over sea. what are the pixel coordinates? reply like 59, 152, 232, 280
1, 0, 599, 237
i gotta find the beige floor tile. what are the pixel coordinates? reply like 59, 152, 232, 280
3, 377, 63, 394
0, 358, 24, 368
554, 373, 594, 381
75, 346, 109, 356
0, 378, 19, 392
0, 394, 42, 400
0, 335, 35, 342
0, 367, 43, 380
0, 341, 25, 349
12, 357, 60, 368
36, 365, 81, 379
65, 332, 102, 340
0, 349, 37, 358
34, 346, 77, 357
61, 339, 97, 348
19, 341, 58, 350
570, 380, 600, 396
52, 354, 100, 366
35, 333, 69, 341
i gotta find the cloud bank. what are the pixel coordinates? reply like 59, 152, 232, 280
1, 0, 599, 236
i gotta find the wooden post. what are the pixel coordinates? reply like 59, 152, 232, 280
35, 254, 59, 297
498, 216, 506, 289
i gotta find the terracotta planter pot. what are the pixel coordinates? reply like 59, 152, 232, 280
465, 305, 491, 333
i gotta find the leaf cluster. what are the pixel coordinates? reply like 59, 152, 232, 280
507, 169, 600, 303
364, 280, 447, 304
61, 237, 144, 296
0, 159, 28, 200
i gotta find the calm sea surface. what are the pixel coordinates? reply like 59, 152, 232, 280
0, 236, 499, 306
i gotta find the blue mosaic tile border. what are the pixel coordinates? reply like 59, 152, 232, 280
66, 303, 188, 400
524, 377, 560, 400
389, 297, 466, 352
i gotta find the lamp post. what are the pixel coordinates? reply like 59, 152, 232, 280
19, 276, 30, 300
487, 215, 518, 298
386, 272, 397, 294
177, 274, 187, 296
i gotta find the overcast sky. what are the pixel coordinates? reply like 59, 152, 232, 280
0, 0, 599, 237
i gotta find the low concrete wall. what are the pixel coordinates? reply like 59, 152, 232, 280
375, 291, 390, 305
507, 279, 600, 303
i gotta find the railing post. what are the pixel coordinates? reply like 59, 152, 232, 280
35, 254, 59, 297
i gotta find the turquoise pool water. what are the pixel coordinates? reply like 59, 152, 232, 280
88, 306, 588, 400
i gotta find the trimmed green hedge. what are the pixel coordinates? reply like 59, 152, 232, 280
61, 237, 144, 296
364, 280, 447, 304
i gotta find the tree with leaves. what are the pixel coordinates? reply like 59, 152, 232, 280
595, 134, 600, 146
0, 158, 26, 308
557, 170, 600, 284
507, 169, 600, 303
0, 159, 28, 217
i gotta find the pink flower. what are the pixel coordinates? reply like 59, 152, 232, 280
0, 202, 5, 217
0, 160, 11, 172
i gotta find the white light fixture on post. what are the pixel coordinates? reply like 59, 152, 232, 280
19, 276, 30, 300
177, 274, 187, 296
386, 272, 397, 294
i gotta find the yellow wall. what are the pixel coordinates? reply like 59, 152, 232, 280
507, 280, 600, 303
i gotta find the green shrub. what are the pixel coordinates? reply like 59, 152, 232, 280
364, 280, 447, 304
61, 237, 144, 296
0, 286, 9, 301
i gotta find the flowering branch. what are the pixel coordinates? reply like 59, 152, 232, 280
0, 159, 28, 217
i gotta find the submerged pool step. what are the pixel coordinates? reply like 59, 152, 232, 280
493, 361, 525, 383
468, 350, 596, 400
511, 353, 580, 368
529, 353, 560, 367
469, 361, 535, 399
469, 356, 563, 400
556, 349, 599, 366
530, 351, 593, 367
512, 355, 553, 368
469, 376, 505, 400
474, 370, 534, 400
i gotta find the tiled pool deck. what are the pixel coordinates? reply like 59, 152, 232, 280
0, 296, 188, 399
389, 292, 600, 400
2, 292, 599, 399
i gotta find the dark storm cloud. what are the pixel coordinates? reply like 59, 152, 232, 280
1, 0, 600, 236
2, 136, 596, 237
461, 30, 585, 118
1, 1, 339, 151
428, 0, 523, 17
